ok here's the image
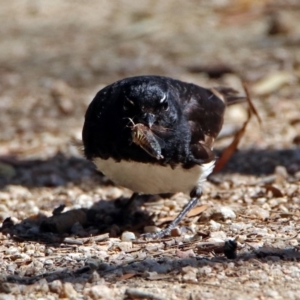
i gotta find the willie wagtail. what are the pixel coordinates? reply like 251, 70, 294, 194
82, 75, 243, 238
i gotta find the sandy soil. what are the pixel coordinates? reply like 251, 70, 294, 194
0, 1, 300, 299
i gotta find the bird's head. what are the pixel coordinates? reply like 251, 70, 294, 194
121, 78, 179, 129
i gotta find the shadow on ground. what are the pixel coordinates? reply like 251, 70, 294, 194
0, 194, 155, 244
0, 148, 299, 189
1, 147, 299, 249
216, 147, 300, 176
3, 246, 300, 286
0, 152, 101, 189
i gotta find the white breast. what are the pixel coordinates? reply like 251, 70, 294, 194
93, 157, 215, 195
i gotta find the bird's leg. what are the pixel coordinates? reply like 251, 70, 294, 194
142, 188, 202, 239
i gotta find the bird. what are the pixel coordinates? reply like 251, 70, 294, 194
82, 75, 243, 238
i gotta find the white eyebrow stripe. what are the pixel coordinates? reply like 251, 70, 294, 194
159, 94, 166, 103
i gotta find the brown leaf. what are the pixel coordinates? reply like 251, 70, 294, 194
146, 272, 173, 280
214, 114, 249, 172
243, 82, 262, 126
157, 205, 208, 226
119, 273, 136, 280
290, 118, 300, 125
156, 217, 174, 225
293, 135, 300, 145
264, 184, 284, 198
214, 82, 261, 172
187, 205, 208, 217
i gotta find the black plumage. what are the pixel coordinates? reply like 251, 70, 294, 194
82, 75, 242, 238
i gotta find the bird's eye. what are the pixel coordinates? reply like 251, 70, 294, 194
159, 94, 169, 111
161, 101, 169, 111
123, 97, 135, 111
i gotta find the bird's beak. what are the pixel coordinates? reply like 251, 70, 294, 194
138, 113, 156, 128
145, 113, 156, 128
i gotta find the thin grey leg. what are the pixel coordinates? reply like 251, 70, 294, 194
142, 193, 201, 239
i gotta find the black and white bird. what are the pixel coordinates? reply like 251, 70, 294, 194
82, 75, 243, 238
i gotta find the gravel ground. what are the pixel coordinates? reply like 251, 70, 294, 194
0, 1, 300, 299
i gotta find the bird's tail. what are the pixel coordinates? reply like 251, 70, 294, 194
212, 87, 246, 106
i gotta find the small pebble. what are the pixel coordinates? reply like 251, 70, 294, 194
143, 226, 161, 234
275, 165, 288, 184
86, 284, 113, 299
288, 239, 298, 247
88, 271, 102, 283
220, 206, 236, 219
121, 231, 136, 241
265, 289, 279, 298
209, 231, 227, 242
170, 227, 181, 237
49, 280, 63, 295
209, 220, 222, 231
246, 206, 270, 220
44, 259, 53, 265
118, 241, 133, 252
62, 282, 77, 299
182, 266, 198, 283
36, 279, 49, 293
198, 266, 212, 276
86, 258, 104, 270
0, 283, 13, 294
176, 249, 195, 258
230, 222, 251, 231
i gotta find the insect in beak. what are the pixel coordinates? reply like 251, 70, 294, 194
127, 118, 164, 160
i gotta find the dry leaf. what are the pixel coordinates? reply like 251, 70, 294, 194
243, 82, 262, 126
187, 205, 208, 217
146, 272, 173, 280
156, 217, 175, 225
214, 113, 250, 172
214, 82, 261, 172
119, 273, 136, 280
264, 184, 284, 198
157, 205, 208, 225
252, 71, 296, 96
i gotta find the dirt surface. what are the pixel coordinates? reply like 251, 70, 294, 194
0, 1, 300, 299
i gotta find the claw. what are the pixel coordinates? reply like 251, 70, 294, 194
141, 228, 171, 239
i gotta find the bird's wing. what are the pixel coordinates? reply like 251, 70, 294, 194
175, 82, 228, 162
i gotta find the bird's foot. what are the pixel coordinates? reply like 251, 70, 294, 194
141, 196, 200, 239
140, 228, 172, 239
